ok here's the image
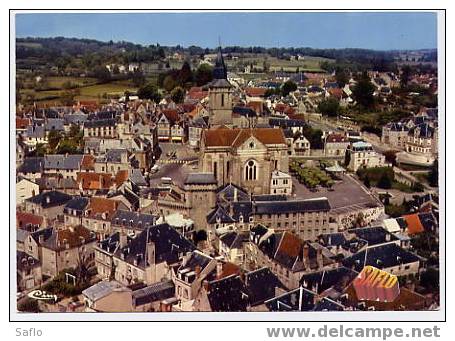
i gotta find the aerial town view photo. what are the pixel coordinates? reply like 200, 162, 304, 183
12, 11, 442, 316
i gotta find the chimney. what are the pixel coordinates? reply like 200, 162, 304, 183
233, 187, 238, 202
38, 234, 44, 244
216, 262, 223, 279
195, 265, 202, 278
202, 279, 210, 292
119, 231, 128, 248
316, 248, 323, 269
302, 244, 310, 270
146, 240, 155, 266
46, 196, 51, 204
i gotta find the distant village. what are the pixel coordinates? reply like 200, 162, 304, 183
15, 46, 440, 313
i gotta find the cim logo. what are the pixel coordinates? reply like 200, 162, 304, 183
353, 266, 400, 302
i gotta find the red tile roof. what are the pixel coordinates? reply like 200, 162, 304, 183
87, 197, 120, 219
326, 133, 348, 143
76, 172, 114, 190
16, 118, 31, 130
403, 214, 425, 235
203, 128, 286, 148
245, 87, 267, 97
16, 211, 44, 228
80, 155, 95, 171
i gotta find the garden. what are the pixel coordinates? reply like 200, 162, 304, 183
289, 161, 334, 189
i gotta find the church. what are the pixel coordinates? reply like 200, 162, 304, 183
198, 46, 291, 195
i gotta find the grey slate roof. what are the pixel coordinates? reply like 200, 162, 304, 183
114, 223, 195, 268
84, 118, 116, 128
265, 287, 317, 311
254, 197, 331, 215
184, 173, 217, 185
26, 125, 45, 138
132, 280, 175, 307
206, 205, 235, 224
17, 251, 40, 272
26, 190, 73, 208
207, 274, 248, 312
63, 197, 89, 215
111, 210, 157, 230
342, 243, 421, 272
45, 118, 65, 131
244, 267, 287, 306
82, 281, 129, 302
17, 157, 44, 174
44, 154, 84, 170
300, 267, 358, 294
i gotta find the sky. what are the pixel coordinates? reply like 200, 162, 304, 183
15, 12, 438, 50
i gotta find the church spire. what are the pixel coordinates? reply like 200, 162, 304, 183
213, 43, 227, 80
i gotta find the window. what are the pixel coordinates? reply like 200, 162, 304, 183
213, 162, 217, 178
221, 94, 225, 107
245, 160, 257, 181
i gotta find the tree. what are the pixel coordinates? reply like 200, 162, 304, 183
137, 83, 161, 103
56, 139, 79, 154
171, 86, 185, 104
352, 72, 375, 108
281, 80, 297, 97
112, 65, 120, 75
47, 129, 62, 151
400, 65, 413, 88
364, 177, 371, 189
193, 230, 207, 244
335, 68, 350, 88
377, 172, 393, 189
163, 75, 177, 92
178, 61, 193, 86
131, 69, 146, 87
93, 66, 111, 82
195, 63, 213, 86
317, 98, 340, 117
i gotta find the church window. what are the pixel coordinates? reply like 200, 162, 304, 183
221, 94, 225, 107
245, 160, 257, 181
213, 162, 218, 179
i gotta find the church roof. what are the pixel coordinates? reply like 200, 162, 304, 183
203, 128, 286, 148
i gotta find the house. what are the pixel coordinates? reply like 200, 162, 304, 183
82, 280, 133, 312
218, 231, 247, 265
83, 119, 118, 138
24, 190, 73, 221
63, 196, 90, 227
132, 280, 175, 312
324, 133, 350, 157
40, 225, 97, 277
346, 141, 385, 171
16, 178, 40, 206
188, 117, 208, 148
17, 251, 42, 291
17, 157, 44, 181
94, 149, 130, 175
381, 122, 409, 149
24, 125, 47, 147
270, 170, 292, 195
111, 210, 157, 236
94, 232, 132, 280
194, 274, 248, 312
244, 267, 287, 311
112, 223, 195, 286
172, 251, 217, 310
43, 154, 84, 179
342, 243, 422, 278
16, 211, 45, 232
82, 197, 126, 239
246, 229, 336, 289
